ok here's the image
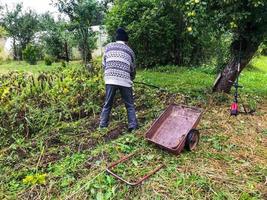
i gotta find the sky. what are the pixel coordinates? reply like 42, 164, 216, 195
0, 0, 58, 15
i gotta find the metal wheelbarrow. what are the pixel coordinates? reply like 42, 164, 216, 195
145, 104, 202, 154
106, 104, 203, 186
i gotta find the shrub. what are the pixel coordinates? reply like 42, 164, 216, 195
262, 48, 267, 56
44, 55, 54, 66
61, 61, 66, 68
22, 44, 40, 65
261, 43, 267, 56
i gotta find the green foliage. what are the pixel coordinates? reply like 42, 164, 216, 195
0, 49, 3, 63
40, 13, 73, 61
0, 58, 266, 198
100, 0, 114, 13
182, 0, 267, 41
55, 0, 102, 63
0, 62, 104, 145
0, 4, 40, 60
42, 29, 66, 60
139, 65, 214, 96
0, 60, 63, 74
259, 40, 267, 56
44, 55, 55, 66
0, 4, 22, 38
106, 0, 229, 68
106, 0, 267, 71
62, 61, 67, 68
106, 0, 179, 67
214, 33, 233, 72
22, 174, 47, 185
185, 0, 267, 79
0, 26, 7, 37
22, 44, 40, 65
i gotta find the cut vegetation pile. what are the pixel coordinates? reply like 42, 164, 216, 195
0, 58, 266, 199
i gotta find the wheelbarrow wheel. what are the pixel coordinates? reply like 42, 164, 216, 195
185, 129, 200, 151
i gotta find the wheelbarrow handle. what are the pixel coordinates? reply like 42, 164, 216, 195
106, 152, 165, 186
108, 152, 136, 168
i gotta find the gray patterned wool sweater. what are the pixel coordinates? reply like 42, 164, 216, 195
102, 41, 136, 87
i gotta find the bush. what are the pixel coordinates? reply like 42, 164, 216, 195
61, 61, 66, 68
262, 48, 267, 56
261, 43, 267, 56
44, 55, 54, 66
22, 44, 40, 65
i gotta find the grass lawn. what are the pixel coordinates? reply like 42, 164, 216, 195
0, 61, 79, 74
0, 56, 265, 114
249, 55, 267, 73
137, 56, 267, 97
137, 67, 213, 94
1, 56, 266, 97
242, 56, 267, 96
0, 57, 266, 199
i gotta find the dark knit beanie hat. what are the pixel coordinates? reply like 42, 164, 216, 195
116, 28, 129, 42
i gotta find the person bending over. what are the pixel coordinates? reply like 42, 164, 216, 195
99, 28, 138, 132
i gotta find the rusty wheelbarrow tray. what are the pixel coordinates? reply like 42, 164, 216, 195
106, 104, 203, 186
145, 104, 202, 154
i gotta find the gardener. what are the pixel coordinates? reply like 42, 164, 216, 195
99, 28, 138, 132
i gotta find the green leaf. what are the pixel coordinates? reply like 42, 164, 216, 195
96, 191, 104, 200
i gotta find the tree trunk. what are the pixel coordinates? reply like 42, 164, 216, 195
12, 38, 18, 61
18, 48, 23, 61
79, 28, 91, 64
64, 40, 69, 62
213, 37, 260, 93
